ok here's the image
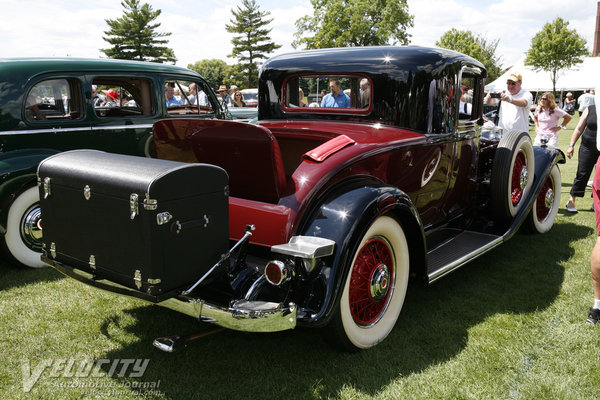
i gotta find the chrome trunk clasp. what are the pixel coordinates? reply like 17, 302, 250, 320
43, 177, 51, 199
130, 193, 139, 220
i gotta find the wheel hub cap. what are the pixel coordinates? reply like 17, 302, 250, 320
544, 188, 554, 208
369, 263, 390, 301
21, 205, 43, 250
519, 165, 528, 190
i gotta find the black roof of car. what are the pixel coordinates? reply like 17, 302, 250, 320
260, 46, 486, 77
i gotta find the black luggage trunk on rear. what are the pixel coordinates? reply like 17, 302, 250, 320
38, 150, 229, 297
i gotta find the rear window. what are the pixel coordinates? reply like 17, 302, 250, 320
283, 75, 371, 113
25, 78, 82, 121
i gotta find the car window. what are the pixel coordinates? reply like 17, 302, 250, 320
25, 78, 82, 121
458, 67, 484, 122
241, 90, 257, 105
165, 80, 215, 116
459, 75, 475, 120
93, 77, 154, 118
283, 75, 371, 113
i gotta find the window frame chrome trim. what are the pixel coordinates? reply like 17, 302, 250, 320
0, 124, 154, 135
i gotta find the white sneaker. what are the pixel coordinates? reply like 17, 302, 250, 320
565, 202, 578, 213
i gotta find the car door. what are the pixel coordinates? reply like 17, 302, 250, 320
87, 74, 158, 157
3, 74, 92, 153
442, 65, 486, 217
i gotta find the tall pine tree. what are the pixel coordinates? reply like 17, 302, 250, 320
226, 0, 281, 88
101, 0, 176, 63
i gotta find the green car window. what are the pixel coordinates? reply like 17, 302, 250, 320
25, 78, 82, 121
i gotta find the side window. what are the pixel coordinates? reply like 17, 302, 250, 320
459, 74, 475, 120
283, 75, 371, 112
165, 80, 214, 115
93, 77, 154, 118
25, 78, 82, 121
427, 75, 456, 134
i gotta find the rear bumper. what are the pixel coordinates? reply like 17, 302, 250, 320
158, 297, 296, 332
42, 256, 296, 333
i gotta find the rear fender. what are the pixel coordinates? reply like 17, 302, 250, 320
0, 149, 59, 234
297, 181, 426, 327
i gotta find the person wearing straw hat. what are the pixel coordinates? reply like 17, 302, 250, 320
484, 71, 532, 133
218, 85, 231, 107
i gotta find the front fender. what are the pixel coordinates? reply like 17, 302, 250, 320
297, 181, 426, 328
0, 149, 60, 234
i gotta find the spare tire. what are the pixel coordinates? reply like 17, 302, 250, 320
490, 130, 535, 220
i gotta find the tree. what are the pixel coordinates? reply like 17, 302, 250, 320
101, 0, 176, 63
525, 17, 588, 94
223, 64, 249, 89
436, 29, 503, 82
188, 59, 230, 91
226, 0, 281, 88
293, 0, 413, 49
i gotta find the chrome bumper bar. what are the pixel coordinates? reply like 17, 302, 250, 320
42, 256, 297, 333
159, 297, 296, 332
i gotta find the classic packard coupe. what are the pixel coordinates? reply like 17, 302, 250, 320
39, 46, 564, 351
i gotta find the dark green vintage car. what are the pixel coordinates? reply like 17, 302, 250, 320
0, 57, 228, 268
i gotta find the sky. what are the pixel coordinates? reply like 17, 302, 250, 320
0, 0, 597, 71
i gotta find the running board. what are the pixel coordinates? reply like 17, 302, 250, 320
427, 231, 502, 283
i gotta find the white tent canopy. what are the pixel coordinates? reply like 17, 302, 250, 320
485, 57, 600, 92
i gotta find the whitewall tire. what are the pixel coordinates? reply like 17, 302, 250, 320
3, 186, 45, 268
333, 215, 410, 350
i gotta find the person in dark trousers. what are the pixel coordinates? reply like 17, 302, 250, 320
566, 105, 598, 213
584, 102, 600, 325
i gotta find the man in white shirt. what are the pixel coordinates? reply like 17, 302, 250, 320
485, 72, 533, 133
578, 89, 595, 116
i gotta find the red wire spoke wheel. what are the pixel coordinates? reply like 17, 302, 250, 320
526, 164, 561, 233
348, 237, 394, 326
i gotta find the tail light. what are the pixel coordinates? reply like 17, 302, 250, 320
264, 260, 293, 286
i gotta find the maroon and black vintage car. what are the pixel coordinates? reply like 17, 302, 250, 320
39, 46, 564, 351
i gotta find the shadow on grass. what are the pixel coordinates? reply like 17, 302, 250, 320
0, 256, 63, 291
91, 221, 589, 400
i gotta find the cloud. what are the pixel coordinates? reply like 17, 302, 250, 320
1, 0, 595, 70
407, 0, 596, 67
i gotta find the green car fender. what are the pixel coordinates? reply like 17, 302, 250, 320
0, 149, 60, 234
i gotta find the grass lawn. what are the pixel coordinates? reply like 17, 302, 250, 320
1, 114, 600, 400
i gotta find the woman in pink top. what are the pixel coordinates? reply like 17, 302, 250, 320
533, 92, 572, 148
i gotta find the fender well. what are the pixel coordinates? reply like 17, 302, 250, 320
0, 149, 59, 233
297, 180, 425, 328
